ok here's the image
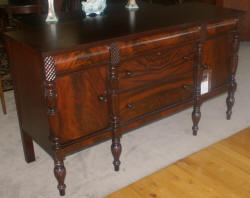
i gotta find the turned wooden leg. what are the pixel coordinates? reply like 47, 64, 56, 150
20, 130, 35, 163
226, 84, 236, 120
226, 33, 239, 120
0, 79, 7, 115
109, 43, 122, 171
43, 57, 66, 195
54, 156, 66, 196
111, 137, 122, 171
52, 137, 66, 196
192, 108, 201, 136
192, 42, 203, 136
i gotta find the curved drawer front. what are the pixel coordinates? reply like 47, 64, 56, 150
119, 72, 194, 122
119, 26, 200, 58
54, 45, 110, 74
118, 44, 195, 91
206, 19, 238, 37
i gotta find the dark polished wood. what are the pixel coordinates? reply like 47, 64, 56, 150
3, 2, 244, 196
0, 0, 41, 29
0, 78, 7, 114
192, 42, 203, 136
4, 2, 244, 54
226, 32, 239, 120
109, 43, 122, 171
218, 0, 250, 41
20, 130, 35, 162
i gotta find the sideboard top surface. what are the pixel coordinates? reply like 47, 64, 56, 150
4, 2, 244, 55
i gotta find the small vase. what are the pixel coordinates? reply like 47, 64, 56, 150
126, 0, 139, 10
46, 0, 58, 22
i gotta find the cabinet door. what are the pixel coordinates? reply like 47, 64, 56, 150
202, 34, 233, 91
56, 66, 109, 143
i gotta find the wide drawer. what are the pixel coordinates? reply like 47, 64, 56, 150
118, 44, 195, 91
119, 72, 194, 122
119, 26, 200, 58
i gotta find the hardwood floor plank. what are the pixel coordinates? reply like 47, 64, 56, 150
211, 143, 250, 174
184, 150, 250, 196
130, 172, 184, 198
176, 160, 240, 198
106, 127, 250, 198
107, 187, 142, 198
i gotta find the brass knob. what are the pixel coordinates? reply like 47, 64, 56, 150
157, 52, 162, 56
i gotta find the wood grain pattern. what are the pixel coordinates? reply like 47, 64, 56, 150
56, 65, 109, 143
202, 34, 233, 91
119, 72, 194, 122
118, 44, 195, 91
106, 127, 250, 198
3, 2, 243, 196
119, 27, 200, 58
54, 46, 109, 74
206, 18, 238, 37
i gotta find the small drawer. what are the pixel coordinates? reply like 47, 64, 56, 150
206, 19, 238, 37
118, 44, 195, 91
119, 72, 194, 122
54, 45, 110, 73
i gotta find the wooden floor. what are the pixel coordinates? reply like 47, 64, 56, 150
106, 127, 250, 198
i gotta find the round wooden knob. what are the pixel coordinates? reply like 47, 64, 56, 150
126, 70, 133, 76
183, 56, 190, 61
183, 84, 192, 90
127, 103, 134, 109
99, 95, 107, 103
202, 64, 209, 70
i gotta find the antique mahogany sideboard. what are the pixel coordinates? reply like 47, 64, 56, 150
3, 2, 243, 195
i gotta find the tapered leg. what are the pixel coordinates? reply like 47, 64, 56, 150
0, 79, 7, 114
20, 130, 35, 163
192, 108, 201, 136
43, 56, 66, 195
226, 33, 239, 120
111, 137, 122, 171
192, 42, 203, 136
54, 156, 66, 196
52, 137, 66, 196
226, 85, 236, 120
109, 43, 122, 171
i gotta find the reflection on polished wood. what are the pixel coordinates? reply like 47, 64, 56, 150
3, 2, 244, 195
106, 127, 250, 198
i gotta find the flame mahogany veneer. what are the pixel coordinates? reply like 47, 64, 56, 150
3, 2, 244, 196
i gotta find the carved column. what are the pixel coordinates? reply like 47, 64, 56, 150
192, 42, 203, 136
44, 56, 66, 196
109, 43, 122, 171
226, 33, 240, 120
